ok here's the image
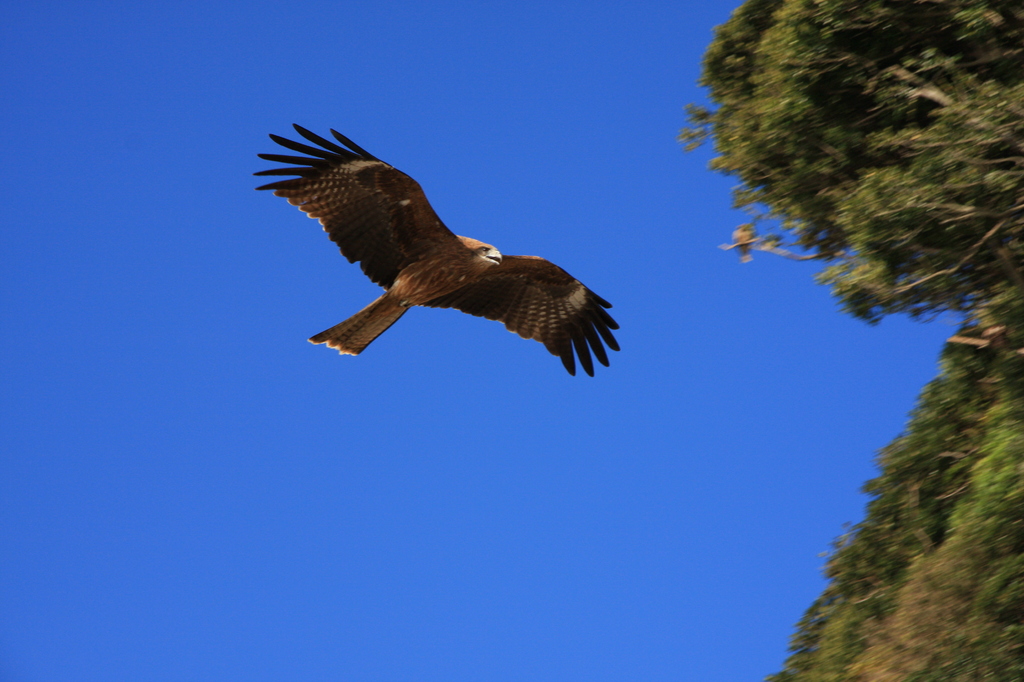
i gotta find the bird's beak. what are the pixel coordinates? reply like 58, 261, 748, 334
488, 252, 503, 265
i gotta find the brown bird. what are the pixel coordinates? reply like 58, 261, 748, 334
731, 224, 757, 263
255, 125, 619, 376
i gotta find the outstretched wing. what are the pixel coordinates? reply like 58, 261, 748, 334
255, 125, 461, 289
423, 256, 619, 376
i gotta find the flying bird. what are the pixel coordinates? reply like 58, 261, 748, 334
255, 125, 619, 376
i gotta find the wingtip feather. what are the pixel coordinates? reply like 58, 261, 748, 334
559, 348, 576, 376
292, 124, 358, 157
329, 129, 378, 160
571, 335, 594, 377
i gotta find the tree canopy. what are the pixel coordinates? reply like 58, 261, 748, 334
686, 1, 1024, 679
686, 0, 1024, 323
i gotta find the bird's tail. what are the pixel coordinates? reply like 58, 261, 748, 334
309, 295, 408, 355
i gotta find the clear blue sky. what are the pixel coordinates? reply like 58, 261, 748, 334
1, 2, 950, 680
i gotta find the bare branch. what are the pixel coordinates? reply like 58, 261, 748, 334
755, 242, 829, 261
948, 335, 992, 347
936, 482, 971, 500
888, 66, 954, 106
719, 238, 839, 261
891, 220, 1007, 294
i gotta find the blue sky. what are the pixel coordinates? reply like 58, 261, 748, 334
1, 2, 950, 680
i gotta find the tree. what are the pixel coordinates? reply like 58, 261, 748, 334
685, 1, 1024, 679
685, 0, 1024, 322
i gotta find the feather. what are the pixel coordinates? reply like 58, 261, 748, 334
330, 129, 378, 160
256, 126, 619, 375
268, 133, 340, 161
257, 153, 332, 168
292, 124, 361, 158
253, 167, 321, 177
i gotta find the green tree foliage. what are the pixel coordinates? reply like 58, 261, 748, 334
686, 0, 1024, 322
686, 1, 1024, 679
766, 335, 1024, 681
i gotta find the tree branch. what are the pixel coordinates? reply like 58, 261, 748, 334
986, 236, 1024, 300
719, 238, 837, 261
888, 66, 953, 106
891, 220, 1007, 294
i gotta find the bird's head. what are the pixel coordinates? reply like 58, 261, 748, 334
459, 236, 503, 266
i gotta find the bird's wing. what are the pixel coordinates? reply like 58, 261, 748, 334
256, 125, 462, 289
423, 256, 619, 376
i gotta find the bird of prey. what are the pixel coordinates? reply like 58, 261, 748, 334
731, 224, 757, 263
255, 125, 619, 376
